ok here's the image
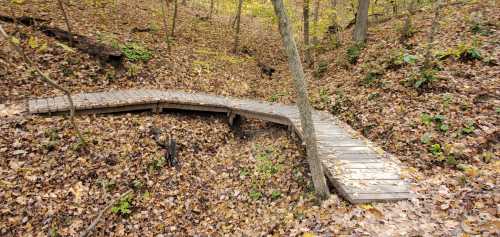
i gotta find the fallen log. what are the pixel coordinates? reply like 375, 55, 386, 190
0, 15, 123, 66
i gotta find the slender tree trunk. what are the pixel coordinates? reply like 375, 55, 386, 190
312, 0, 320, 45
209, 0, 215, 19
400, 0, 416, 44
271, 0, 329, 200
353, 0, 370, 43
330, 0, 340, 45
171, 0, 178, 37
233, 0, 243, 53
0, 24, 86, 145
57, 0, 73, 45
303, 0, 312, 65
423, 0, 442, 69
161, 0, 171, 50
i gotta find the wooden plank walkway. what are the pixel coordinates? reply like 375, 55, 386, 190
27, 89, 411, 204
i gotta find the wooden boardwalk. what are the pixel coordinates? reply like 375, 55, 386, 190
28, 89, 411, 203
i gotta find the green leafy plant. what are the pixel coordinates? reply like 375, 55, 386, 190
461, 120, 475, 134
420, 113, 433, 125
111, 194, 133, 216
314, 61, 329, 78
256, 151, 280, 176
268, 92, 287, 102
249, 188, 262, 200
414, 69, 438, 89
430, 143, 442, 156
435, 43, 482, 62
346, 43, 364, 64
470, 23, 493, 36
361, 71, 384, 88
270, 190, 282, 200
121, 43, 152, 62
149, 155, 166, 172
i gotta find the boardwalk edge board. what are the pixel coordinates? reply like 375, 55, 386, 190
28, 89, 412, 203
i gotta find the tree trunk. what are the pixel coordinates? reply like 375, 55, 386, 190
423, 0, 442, 69
271, 0, 330, 200
57, 0, 73, 45
303, 0, 312, 65
0, 24, 86, 145
171, 0, 178, 37
312, 0, 320, 45
233, 0, 243, 53
209, 0, 215, 19
330, 0, 341, 45
161, 0, 171, 49
353, 0, 370, 43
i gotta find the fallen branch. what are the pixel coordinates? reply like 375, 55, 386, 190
0, 15, 123, 65
0, 24, 86, 145
150, 126, 178, 168
79, 189, 133, 237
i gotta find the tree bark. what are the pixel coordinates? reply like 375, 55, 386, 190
209, 0, 215, 19
171, 0, 178, 37
161, 0, 171, 50
353, 0, 370, 43
312, 0, 320, 45
423, 0, 442, 69
0, 24, 86, 145
233, 0, 243, 53
57, 0, 73, 45
271, 0, 330, 200
303, 0, 312, 65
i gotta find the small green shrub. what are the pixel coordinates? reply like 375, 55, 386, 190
470, 23, 493, 36
111, 194, 133, 216
361, 71, 384, 88
414, 69, 438, 89
314, 61, 329, 78
249, 188, 262, 200
430, 143, 442, 156
270, 190, 282, 200
461, 120, 475, 134
420, 133, 432, 144
121, 43, 152, 62
346, 43, 364, 64
435, 43, 481, 62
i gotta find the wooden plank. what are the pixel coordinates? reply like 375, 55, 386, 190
27, 89, 411, 204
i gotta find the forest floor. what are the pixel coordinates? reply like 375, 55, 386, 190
0, 0, 498, 236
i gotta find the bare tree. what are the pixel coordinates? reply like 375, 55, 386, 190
423, 0, 443, 69
161, 0, 171, 50
233, 0, 244, 53
353, 0, 370, 43
400, 0, 417, 45
329, 0, 341, 46
57, 0, 74, 45
271, 0, 330, 200
0, 25, 86, 145
303, 0, 312, 65
171, 0, 178, 37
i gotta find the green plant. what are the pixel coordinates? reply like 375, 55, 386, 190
346, 43, 364, 64
442, 94, 453, 108
470, 23, 493, 36
149, 155, 166, 172
270, 190, 281, 200
126, 63, 142, 78
121, 43, 152, 62
256, 151, 280, 176
249, 188, 262, 200
268, 92, 286, 102
361, 71, 384, 88
420, 113, 433, 125
414, 69, 438, 89
111, 194, 133, 216
430, 143, 442, 156
314, 61, 329, 78
461, 120, 475, 134
435, 43, 482, 62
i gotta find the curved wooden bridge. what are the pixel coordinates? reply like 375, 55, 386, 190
28, 89, 411, 204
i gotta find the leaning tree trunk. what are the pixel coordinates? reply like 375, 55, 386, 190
353, 0, 370, 43
233, 0, 243, 53
303, 0, 312, 66
423, 0, 442, 69
271, 0, 330, 200
0, 24, 86, 145
171, 0, 178, 37
57, 0, 73, 45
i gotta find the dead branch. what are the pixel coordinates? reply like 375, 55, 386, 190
79, 189, 133, 237
57, 0, 74, 45
0, 15, 123, 65
0, 24, 86, 145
